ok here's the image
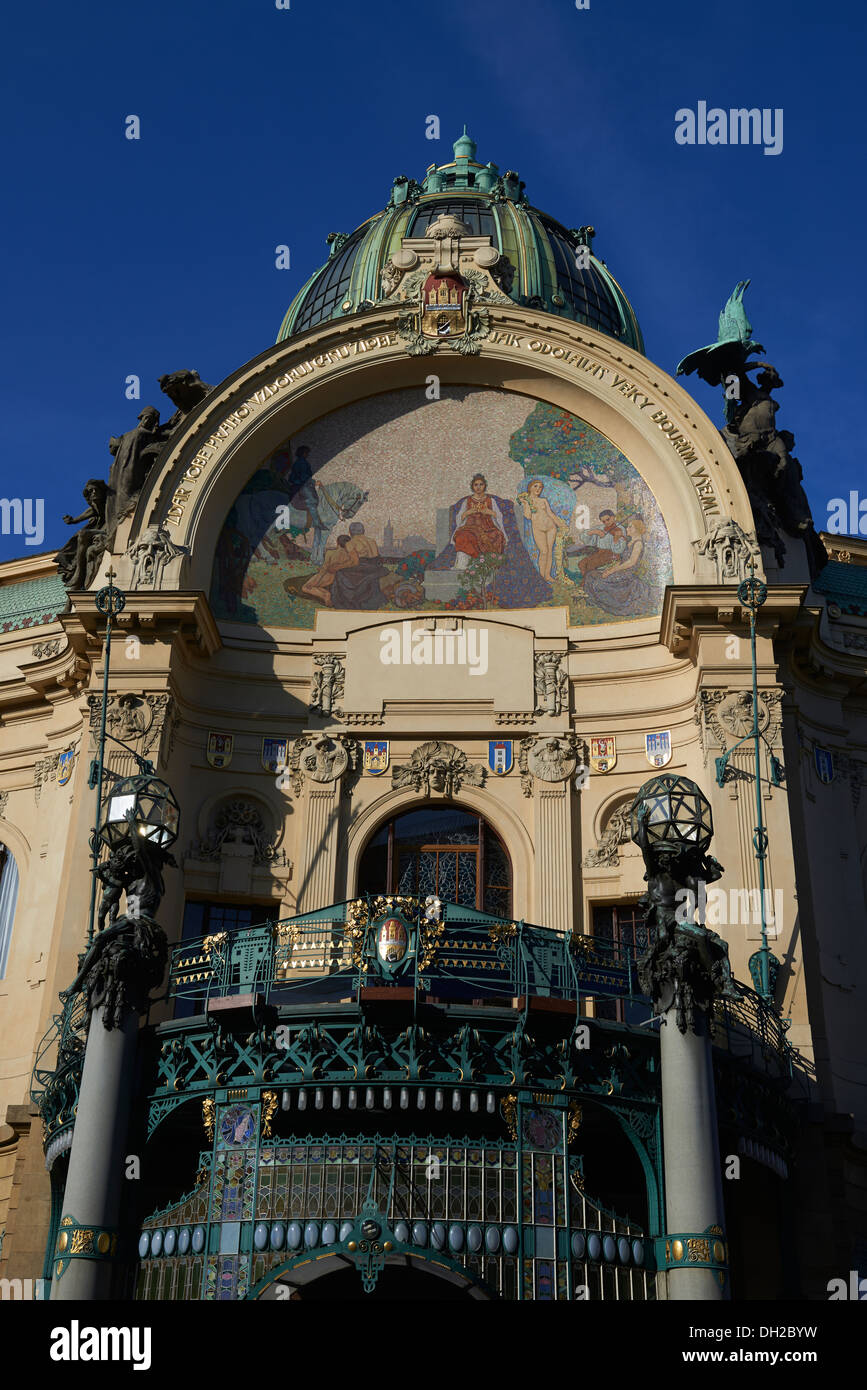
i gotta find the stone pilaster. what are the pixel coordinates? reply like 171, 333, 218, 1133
296, 786, 341, 913
535, 787, 573, 935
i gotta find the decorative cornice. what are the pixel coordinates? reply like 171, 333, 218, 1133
65, 591, 222, 657
659, 584, 807, 659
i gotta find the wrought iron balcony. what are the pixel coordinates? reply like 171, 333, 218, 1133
167, 895, 642, 1012
164, 895, 811, 1090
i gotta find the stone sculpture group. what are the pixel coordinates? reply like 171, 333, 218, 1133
55, 370, 211, 591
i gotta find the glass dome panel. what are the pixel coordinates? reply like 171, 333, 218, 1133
291, 225, 369, 334
539, 218, 624, 337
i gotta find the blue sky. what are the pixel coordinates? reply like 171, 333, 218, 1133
1, 0, 864, 561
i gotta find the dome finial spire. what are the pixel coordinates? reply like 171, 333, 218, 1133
453, 125, 477, 161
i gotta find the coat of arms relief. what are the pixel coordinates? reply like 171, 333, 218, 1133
379, 210, 514, 355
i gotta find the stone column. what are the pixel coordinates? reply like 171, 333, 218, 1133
50, 1006, 138, 1299
50, 913, 167, 1300
658, 1005, 728, 1299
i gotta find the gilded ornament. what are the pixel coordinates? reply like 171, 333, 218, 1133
345, 898, 370, 969
418, 912, 446, 973
671, 1239, 684, 1261
500, 1093, 518, 1141
262, 1090, 278, 1139
489, 919, 517, 947
202, 1097, 216, 1141
567, 1102, 583, 1144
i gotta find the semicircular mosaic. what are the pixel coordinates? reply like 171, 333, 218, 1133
209, 387, 672, 628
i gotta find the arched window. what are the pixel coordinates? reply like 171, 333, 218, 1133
357, 805, 511, 916
0, 843, 20, 979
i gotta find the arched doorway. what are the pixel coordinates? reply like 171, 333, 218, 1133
258, 1256, 490, 1301
356, 804, 511, 916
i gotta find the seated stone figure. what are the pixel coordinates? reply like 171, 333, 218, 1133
55, 480, 108, 590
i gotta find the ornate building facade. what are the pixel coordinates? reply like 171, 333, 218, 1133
0, 131, 864, 1301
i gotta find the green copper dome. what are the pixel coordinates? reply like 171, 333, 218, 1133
277, 130, 644, 353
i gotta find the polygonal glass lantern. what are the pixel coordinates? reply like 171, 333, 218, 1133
100, 774, 180, 850
629, 774, 713, 855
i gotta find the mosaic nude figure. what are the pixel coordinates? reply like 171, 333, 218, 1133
517, 478, 568, 582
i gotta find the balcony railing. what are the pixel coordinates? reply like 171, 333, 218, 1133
165, 895, 812, 1088
30, 987, 89, 1158
167, 896, 641, 1011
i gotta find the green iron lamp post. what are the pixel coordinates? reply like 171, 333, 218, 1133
713, 572, 783, 1004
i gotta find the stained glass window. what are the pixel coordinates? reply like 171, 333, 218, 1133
136, 1132, 652, 1303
